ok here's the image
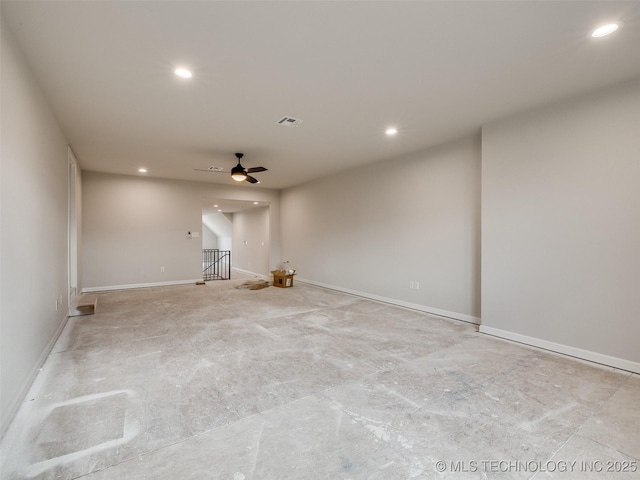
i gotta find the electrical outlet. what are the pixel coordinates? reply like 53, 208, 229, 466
160, 266, 165, 273
415, 281, 420, 290
409, 281, 414, 289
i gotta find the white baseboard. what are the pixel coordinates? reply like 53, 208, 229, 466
82, 279, 202, 293
295, 277, 481, 325
231, 267, 269, 280
479, 325, 640, 374
1, 314, 69, 437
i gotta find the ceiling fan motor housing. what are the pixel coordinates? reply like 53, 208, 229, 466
231, 162, 247, 181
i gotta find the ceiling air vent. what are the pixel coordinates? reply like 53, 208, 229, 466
276, 116, 303, 127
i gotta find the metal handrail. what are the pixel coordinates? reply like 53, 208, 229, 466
202, 249, 231, 280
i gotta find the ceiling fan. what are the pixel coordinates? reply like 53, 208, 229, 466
195, 153, 267, 184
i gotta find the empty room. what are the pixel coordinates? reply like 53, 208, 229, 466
1, 1, 639, 479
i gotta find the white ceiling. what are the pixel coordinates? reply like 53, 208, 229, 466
3, 1, 640, 189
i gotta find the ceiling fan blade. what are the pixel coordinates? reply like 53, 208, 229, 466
245, 175, 259, 184
194, 169, 228, 173
246, 166, 267, 173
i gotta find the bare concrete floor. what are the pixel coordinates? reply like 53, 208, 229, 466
1, 278, 639, 479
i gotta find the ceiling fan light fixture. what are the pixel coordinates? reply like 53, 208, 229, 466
231, 164, 247, 181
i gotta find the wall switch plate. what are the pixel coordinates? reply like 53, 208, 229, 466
160, 266, 165, 273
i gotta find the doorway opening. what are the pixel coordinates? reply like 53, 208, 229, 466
68, 148, 80, 301
201, 198, 270, 280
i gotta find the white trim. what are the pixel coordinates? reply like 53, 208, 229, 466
479, 325, 640, 374
231, 267, 269, 280
1, 314, 70, 436
295, 277, 480, 325
82, 279, 202, 293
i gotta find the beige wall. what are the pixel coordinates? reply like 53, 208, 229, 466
1, 21, 70, 434
280, 136, 481, 322
82, 172, 203, 289
202, 223, 218, 250
481, 80, 640, 372
82, 172, 280, 290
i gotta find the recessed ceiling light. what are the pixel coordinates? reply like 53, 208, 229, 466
138, 168, 147, 173
386, 127, 398, 136
213, 204, 218, 208
592, 22, 623, 38
174, 68, 193, 79
217, 209, 222, 212
253, 201, 259, 205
